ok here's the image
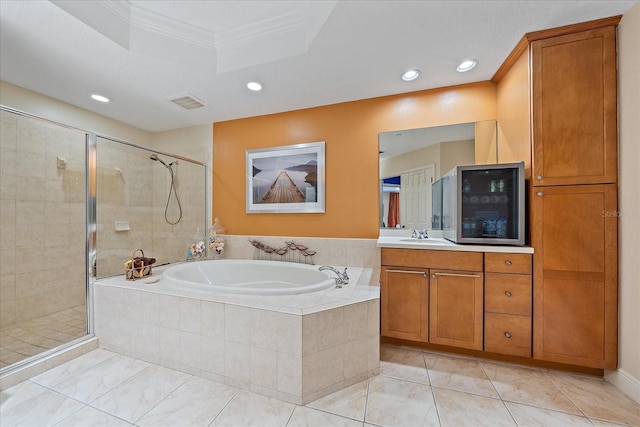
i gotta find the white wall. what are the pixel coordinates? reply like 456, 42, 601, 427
0, 81, 151, 145
607, 1, 640, 404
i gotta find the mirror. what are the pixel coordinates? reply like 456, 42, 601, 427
379, 120, 497, 230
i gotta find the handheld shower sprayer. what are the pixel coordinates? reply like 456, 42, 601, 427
150, 153, 171, 169
150, 152, 182, 225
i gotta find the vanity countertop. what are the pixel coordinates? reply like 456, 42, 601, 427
377, 235, 534, 254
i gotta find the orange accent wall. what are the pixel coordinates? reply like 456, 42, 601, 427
213, 81, 497, 239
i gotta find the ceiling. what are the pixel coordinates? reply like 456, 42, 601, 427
1, 0, 636, 133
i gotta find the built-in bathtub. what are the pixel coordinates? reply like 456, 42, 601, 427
93, 260, 380, 405
162, 260, 336, 295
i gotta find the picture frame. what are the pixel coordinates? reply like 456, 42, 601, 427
246, 141, 325, 213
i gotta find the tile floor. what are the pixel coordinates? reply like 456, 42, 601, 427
0, 306, 87, 368
1, 344, 639, 426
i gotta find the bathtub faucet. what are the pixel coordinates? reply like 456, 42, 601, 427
319, 266, 349, 287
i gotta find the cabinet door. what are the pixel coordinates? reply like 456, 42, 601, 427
531, 26, 617, 186
429, 270, 483, 350
532, 184, 618, 369
381, 267, 429, 342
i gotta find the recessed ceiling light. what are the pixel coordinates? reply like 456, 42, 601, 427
401, 69, 421, 81
457, 60, 478, 73
91, 94, 110, 103
247, 81, 263, 91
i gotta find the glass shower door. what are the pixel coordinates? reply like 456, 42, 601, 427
0, 109, 88, 369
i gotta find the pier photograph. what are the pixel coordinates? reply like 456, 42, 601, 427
246, 142, 325, 213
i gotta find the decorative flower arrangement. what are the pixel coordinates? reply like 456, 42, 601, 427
210, 238, 225, 256
189, 240, 206, 260
208, 217, 226, 259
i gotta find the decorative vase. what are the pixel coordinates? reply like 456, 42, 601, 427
208, 218, 226, 260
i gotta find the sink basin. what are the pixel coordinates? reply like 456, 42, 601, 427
399, 238, 451, 245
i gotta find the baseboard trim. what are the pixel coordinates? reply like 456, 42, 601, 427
605, 368, 640, 404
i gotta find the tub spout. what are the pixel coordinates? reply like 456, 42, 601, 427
319, 266, 349, 287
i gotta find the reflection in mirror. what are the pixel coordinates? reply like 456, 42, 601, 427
379, 120, 497, 230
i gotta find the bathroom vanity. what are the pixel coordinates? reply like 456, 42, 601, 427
378, 236, 535, 361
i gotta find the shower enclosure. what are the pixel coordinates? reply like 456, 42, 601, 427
0, 106, 207, 373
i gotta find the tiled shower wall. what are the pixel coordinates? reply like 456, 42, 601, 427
95, 140, 153, 277
0, 111, 86, 328
95, 139, 206, 278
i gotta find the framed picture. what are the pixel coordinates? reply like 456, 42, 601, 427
246, 141, 325, 213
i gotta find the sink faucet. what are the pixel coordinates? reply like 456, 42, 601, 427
319, 266, 349, 287
411, 229, 429, 239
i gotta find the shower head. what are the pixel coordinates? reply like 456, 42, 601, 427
150, 153, 170, 169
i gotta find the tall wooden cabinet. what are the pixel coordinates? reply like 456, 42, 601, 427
495, 17, 620, 370
531, 27, 618, 187
532, 185, 618, 368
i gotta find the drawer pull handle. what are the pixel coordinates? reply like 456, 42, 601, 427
536, 191, 543, 197
505, 332, 512, 339
387, 269, 427, 278
536, 175, 543, 181
432, 272, 481, 279
505, 291, 512, 297
505, 260, 512, 266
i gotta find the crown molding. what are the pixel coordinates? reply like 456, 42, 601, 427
130, 2, 216, 50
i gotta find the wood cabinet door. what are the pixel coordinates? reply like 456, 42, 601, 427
532, 184, 618, 369
429, 269, 483, 350
381, 267, 429, 342
531, 26, 617, 186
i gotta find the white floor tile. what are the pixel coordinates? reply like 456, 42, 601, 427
210, 390, 295, 426
287, 406, 363, 427
505, 402, 594, 426
49, 354, 150, 403
425, 352, 499, 398
54, 405, 133, 427
306, 379, 368, 421
137, 376, 237, 427
379, 345, 430, 385
482, 362, 581, 414
0, 387, 84, 427
364, 375, 439, 427
2, 343, 637, 427
0, 380, 48, 412
546, 371, 640, 426
31, 348, 116, 388
89, 364, 190, 423
434, 387, 515, 427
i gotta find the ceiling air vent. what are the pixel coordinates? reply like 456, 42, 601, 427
169, 93, 205, 110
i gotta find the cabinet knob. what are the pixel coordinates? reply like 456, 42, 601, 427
432, 274, 437, 279
505, 291, 512, 297
505, 332, 512, 339
536, 192, 543, 197
536, 175, 543, 181
505, 260, 512, 266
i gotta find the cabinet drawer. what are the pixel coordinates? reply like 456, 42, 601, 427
381, 248, 482, 271
485, 273, 532, 316
484, 313, 532, 358
485, 253, 532, 274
